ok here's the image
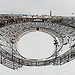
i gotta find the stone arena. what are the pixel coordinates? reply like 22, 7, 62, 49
0, 15, 75, 70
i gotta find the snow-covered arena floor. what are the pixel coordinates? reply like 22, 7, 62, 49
17, 31, 55, 59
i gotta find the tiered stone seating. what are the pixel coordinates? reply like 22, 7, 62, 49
0, 22, 75, 69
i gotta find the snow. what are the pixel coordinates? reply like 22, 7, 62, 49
0, 31, 75, 75
0, 60, 75, 75
17, 31, 55, 59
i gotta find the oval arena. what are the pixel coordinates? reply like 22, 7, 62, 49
0, 16, 75, 70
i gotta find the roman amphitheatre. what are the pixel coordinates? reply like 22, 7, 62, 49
0, 14, 75, 70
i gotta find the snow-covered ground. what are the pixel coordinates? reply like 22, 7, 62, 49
0, 31, 75, 75
0, 60, 75, 75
